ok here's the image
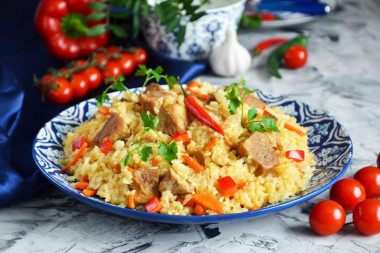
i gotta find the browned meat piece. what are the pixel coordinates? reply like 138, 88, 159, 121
132, 168, 160, 204
237, 132, 279, 176
239, 88, 266, 109
140, 83, 175, 115
159, 169, 194, 195
157, 103, 188, 136
93, 113, 123, 145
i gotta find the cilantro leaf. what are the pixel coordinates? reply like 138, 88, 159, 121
228, 98, 241, 115
247, 106, 257, 121
243, 87, 255, 95
95, 74, 128, 107
158, 142, 178, 165
120, 153, 132, 167
96, 92, 110, 107
262, 116, 280, 132
249, 123, 265, 132
135, 65, 176, 91
138, 146, 153, 162
239, 76, 246, 87
140, 111, 159, 131
164, 75, 177, 90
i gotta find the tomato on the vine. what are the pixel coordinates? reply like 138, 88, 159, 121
329, 178, 366, 212
70, 73, 89, 98
354, 166, 380, 198
41, 76, 74, 104
107, 45, 119, 54
133, 47, 148, 66
309, 200, 346, 236
95, 52, 108, 66
84, 67, 102, 90
102, 60, 122, 81
119, 53, 136, 76
353, 198, 380, 235
283, 45, 308, 69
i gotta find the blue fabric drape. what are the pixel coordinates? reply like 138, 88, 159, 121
0, 0, 207, 206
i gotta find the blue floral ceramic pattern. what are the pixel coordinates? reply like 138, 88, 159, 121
32, 88, 352, 224
139, 1, 246, 61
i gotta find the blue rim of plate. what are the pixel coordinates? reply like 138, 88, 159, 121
32, 87, 353, 224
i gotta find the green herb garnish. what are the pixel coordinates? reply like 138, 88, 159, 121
135, 65, 177, 90
95, 75, 129, 107
224, 77, 279, 133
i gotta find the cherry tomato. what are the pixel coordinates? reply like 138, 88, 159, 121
84, 67, 102, 90
70, 73, 89, 98
353, 198, 380, 235
44, 77, 73, 104
309, 200, 346, 236
377, 153, 380, 168
119, 53, 136, 76
107, 45, 119, 54
283, 45, 308, 69
329, 178, 366, 212
95, 52, 108, 66
354, 166, 380, 198
132, 47, 148, 66
102, 60, 122, 82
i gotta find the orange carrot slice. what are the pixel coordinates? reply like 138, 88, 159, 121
284, 123, 306, 136
194, 204, 204, 216
204, 136, 219, 151
182, 155, 204, 173
62, 142, 88, 171
192, 192, 225, 215
83, 188, 96, 197
75, 182, 88, 190
129, 193, 135, 209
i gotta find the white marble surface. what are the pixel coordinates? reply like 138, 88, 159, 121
1, 0, 380, 252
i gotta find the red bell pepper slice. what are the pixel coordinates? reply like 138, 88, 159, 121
72, 136, 89, 151
34, 0, 109, 60
145, 197, 162, 213
100, 138, 113, 155
98, 106, 110, 115
285, 150, 305, 162
172, 132, 190, 144
217, 176, 238, 196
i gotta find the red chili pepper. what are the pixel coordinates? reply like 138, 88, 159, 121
285, 150, 305, 162
100, 138, 113, 155
254, 38, 288, 56
259, 13, 277, 21
145, 196, 162, 213
34, 0, 109, 60
72, 136, 89, 151
178, 81, 225, 136
217, 176, 238, 196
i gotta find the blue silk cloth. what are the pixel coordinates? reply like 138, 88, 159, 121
0, 0, 207, 207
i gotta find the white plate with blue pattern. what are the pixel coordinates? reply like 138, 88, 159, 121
32, 87, 353, 224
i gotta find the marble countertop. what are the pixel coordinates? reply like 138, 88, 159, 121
1, 0, 380, 252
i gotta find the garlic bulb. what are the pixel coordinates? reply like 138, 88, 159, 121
209, 29, 252, 77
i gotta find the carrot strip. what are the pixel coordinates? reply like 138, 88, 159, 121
238, 180, 255, 189
186, 80, 201, 90
184, 198, 195, 208
194, 204, 204, 216
98, 106, 110, 115
83, 188, 96, 197
129, 193, 135, 209
74, 182, 88, 190
79, 176, 89, 183
151, 158, 159, 166
192, 192, 225, 215
190, 90, 210, 100
284, 123, 306, 136
127, 167, 134, 174
203, 136, 219, 151
62, 142, 88, 171
250, 204, 260, 211
182, 155, 204, 173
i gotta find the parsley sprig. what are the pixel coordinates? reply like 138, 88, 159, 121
95, 75, 129, 107
224, 77, 280, 133
140, 111, 178, 165
119, 111, 178, 168
135, 65, 177, 90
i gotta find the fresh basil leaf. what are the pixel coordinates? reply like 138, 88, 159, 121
165, 17, 181, 34
263, 116, 280, 132
87, 24, 107, 37
177, 26, 186, 47
86, 12, 107, 21
249, 123, 265, 132
138, 146, 153, 162
109, 24, 127, 38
